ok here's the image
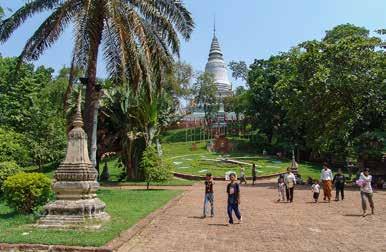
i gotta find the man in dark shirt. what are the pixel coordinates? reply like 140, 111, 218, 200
252, 163, 257, 185
203, 173, 214, 218
333, 168, 346, 201
226, 173, 242, 224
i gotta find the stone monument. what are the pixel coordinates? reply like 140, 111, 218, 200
290, 149, 299, 175
38, 91, 109, 229
205, 22, 232, 97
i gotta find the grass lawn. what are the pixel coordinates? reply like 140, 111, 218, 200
100, 178, 195, 187
162, 141, 326, 179
0, 189, 181, 247
102, 158, 194, 186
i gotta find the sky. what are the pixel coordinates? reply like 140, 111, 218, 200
1, 0, 385, 87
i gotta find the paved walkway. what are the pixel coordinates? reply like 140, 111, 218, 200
117, 180, 386, 252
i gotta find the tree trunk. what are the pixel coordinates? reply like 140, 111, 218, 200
147, 182, 150, 190
90, 101, 100, 169
125, 138, 134, 179
83, 3, 104, 153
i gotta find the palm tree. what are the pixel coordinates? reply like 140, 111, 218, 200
0, 0, 194, 154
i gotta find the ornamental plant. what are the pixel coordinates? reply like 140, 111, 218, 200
0, 161, 21, 193
3, 172, 52, 214
140, 146, 172, 189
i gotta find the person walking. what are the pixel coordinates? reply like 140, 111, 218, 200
277, 176, 286, 202
320, 163, 333, 202
311, 180, 321, 203
333, 168, 346, 201
202, 173, 214, 218
357, 168, 375, 217
239, 167, 247, 184
226, 173, 242, 224
284, 167, 296, 202
252, 163, 257, 185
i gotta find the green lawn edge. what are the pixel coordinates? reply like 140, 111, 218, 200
0, 188, 181, 247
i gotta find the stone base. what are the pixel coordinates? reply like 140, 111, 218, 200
37, 198, 110, 229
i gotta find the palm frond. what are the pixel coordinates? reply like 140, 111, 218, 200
19, 0, 83, 61
0, 0, 63, 42
129, 0, 194, 40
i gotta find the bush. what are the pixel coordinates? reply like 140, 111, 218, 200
3, 172, 52, 213
140, 146, 172, 189
0, 127, 31, 166
0, 161, 21, 192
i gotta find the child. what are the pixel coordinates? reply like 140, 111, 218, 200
277, 177, 286, 202
239, 166, 247, 184
311, 180, 320, 203
226, 173, 242, 224
203, 173, 214, 218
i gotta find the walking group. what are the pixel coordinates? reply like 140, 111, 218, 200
202, 162, 377, 225
202, 172, 242, 224
277, 163, 375, 217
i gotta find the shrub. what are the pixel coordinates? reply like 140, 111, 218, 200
3, 172, 52, 213
0, 127, 31, 166
0, 161, 21, 192
140, 146, 172, 189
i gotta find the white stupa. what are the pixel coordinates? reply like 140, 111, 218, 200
205, 24, 232, 97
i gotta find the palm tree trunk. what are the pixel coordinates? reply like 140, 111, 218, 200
84, 64, 99, 153
84, 36, 100, 152
90, 101, 100, 169
83, 2, 104, 154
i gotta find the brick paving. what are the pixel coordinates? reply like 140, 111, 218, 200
117, 180, 386, 252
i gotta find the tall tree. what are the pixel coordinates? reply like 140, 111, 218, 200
0, 57, 67, 168
245, 24, 385, 161
0, 0, 194, 155
191, 72, 218, 122
228, 61, 249, 82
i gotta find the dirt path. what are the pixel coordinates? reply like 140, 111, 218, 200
116, 180, 386, 252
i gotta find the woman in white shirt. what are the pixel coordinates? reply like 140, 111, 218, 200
320, 163, 333, 202
284, 167, 296, 202
359, 168, 374, 217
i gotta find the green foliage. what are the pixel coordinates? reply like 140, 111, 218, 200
102, 77, 180, 180
140, 146, 172, 189
354, 131, 386, 159
223, 86, 249, 119
0, 57, 67, 168
0, 161, 21, 192
3, 172, 52, 214
0, 189, 180, 246
191, 72, 218, 120
228, 61, 249, 81
323, 24, 369, 43
0, 0, 194, 159
244, 24, 385, 161
0, 127, 31, 166
164, 62, 194, 98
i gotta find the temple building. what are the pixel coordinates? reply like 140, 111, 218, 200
205, 27, 233, 97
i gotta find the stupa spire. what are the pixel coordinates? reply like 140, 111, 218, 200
72, 88, 84, 128
205, 21, 232, 97
213, 15, 216, 37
